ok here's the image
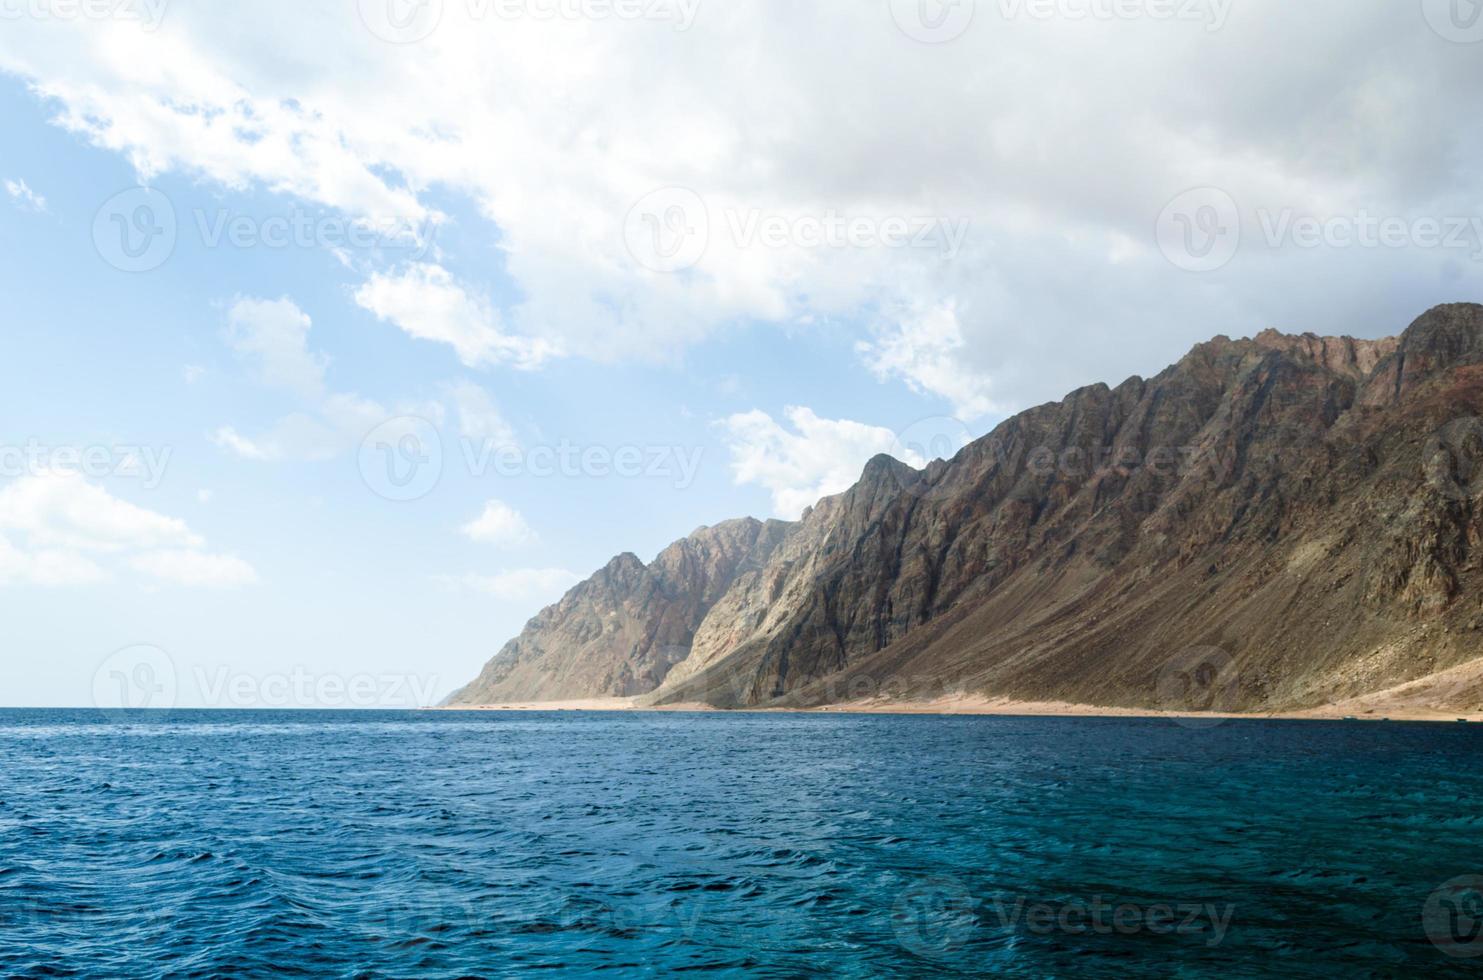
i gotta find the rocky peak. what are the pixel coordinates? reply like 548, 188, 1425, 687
444, 517, 793, 704
1362, 303, 1483, 405
587, 552, 646, 589
1251, 329, 1397, 379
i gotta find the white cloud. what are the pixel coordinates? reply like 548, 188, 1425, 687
445, 380, 517, 445
0, 469, 202, 553
0, 472, 255, 588
213, 296, 448, 464
184, 364, 206, 385
213, 393, 443, 465
210, 415, 345, 463
4, 177, 46, 213
3, 5, 1480, 410
224, 296, 328, 399
321, 391, 411, 443
129, 549, 258, 588
0, 535, 107, 587
858, 302, 998, 420
19, 25, 431, 230
461, 500, 536, 549
354, 264, 560, 370
211, 426, 278, 462
717, 406, 916, 519
438, 568, 581, 603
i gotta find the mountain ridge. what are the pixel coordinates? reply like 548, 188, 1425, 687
448, 304, 1483, 715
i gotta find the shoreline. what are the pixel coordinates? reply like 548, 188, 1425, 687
439, 694, 1483, 723
441, 654, 1483, 722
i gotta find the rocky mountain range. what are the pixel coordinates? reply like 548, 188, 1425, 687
447, 304, 1483, 715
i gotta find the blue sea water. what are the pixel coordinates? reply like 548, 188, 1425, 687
1, 710, 1482, 977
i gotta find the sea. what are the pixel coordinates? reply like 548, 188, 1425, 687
1, 709, 1481, 977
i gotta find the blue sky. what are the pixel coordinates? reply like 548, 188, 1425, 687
0, 71, 985, 708
1, 1, 1479, 707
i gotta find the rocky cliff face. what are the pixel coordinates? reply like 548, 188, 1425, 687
454, 304, 1483, 714
445, 518, 791, 703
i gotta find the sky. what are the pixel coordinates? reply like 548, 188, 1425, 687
0, 0, 1480, 708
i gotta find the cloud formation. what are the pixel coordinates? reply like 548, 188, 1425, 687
2, 2, 1479, 416
858, 302, 998, 419
0, 471, 255, 588
461, 500, 537, 549
223, 296, 329, 400
213, 297, 442, 464
718, 406, 918, 519
354, 264, 561, 370
4, 177, 46, 213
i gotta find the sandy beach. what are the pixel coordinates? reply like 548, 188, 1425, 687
440, 692, 1483, 723
440, 652, 1483, 722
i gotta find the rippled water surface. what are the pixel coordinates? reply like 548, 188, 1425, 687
2, 710, 1482, 977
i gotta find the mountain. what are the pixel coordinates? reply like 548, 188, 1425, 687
445, 517, 790, 703
449, 304, 1483, 715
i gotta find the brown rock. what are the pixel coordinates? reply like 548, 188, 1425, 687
444, 518, 790, 703
453, 303, 1483, 714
